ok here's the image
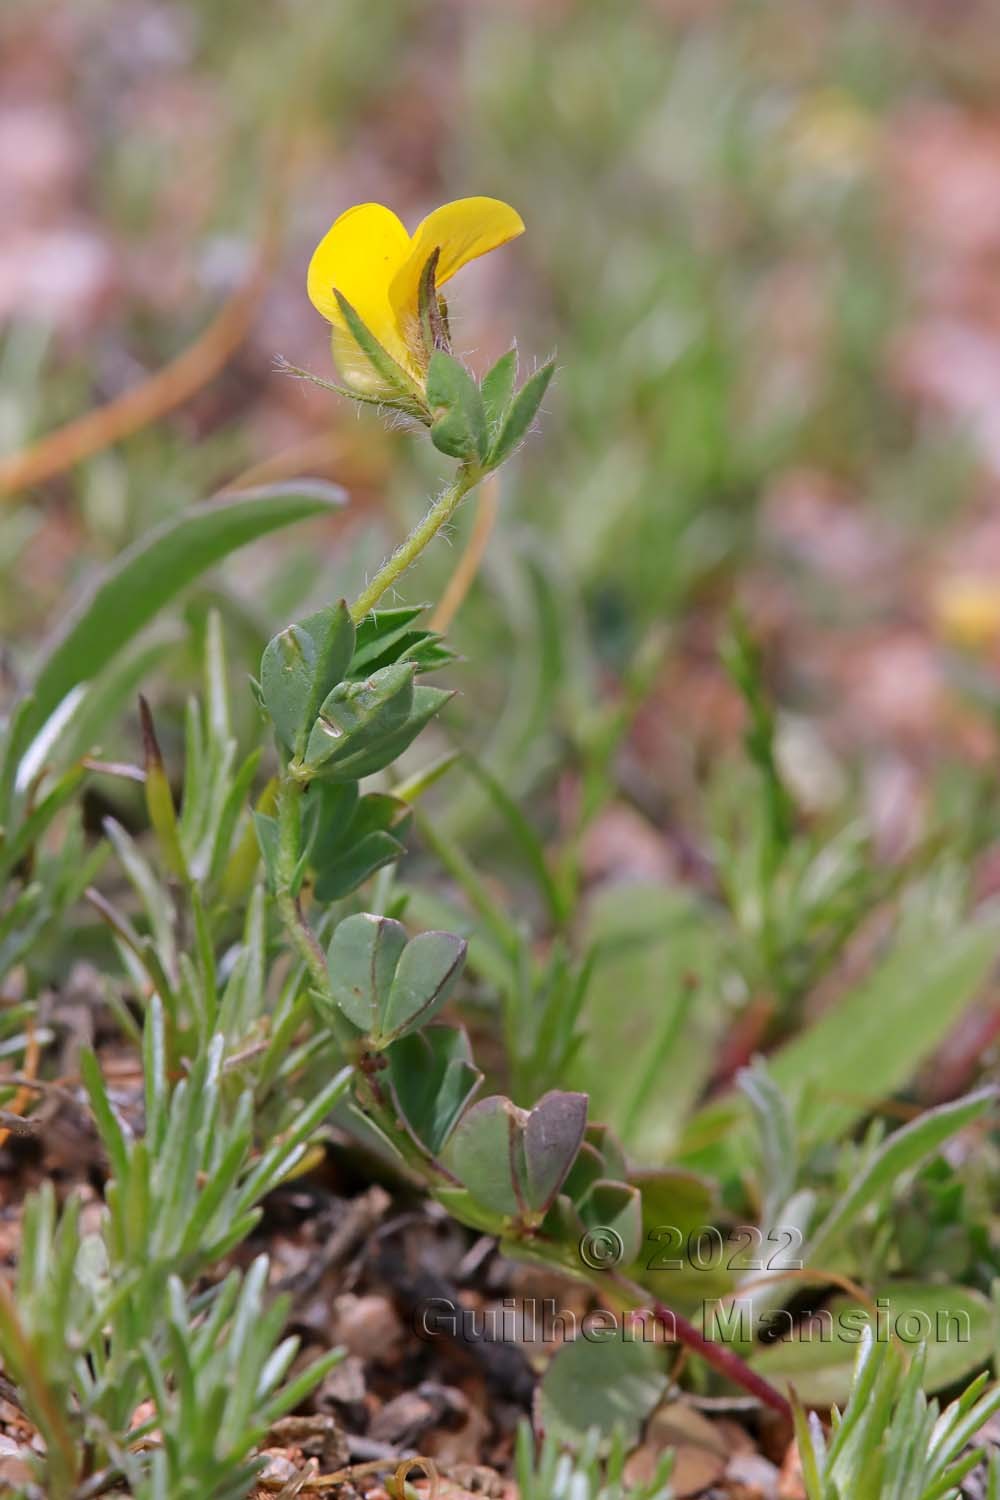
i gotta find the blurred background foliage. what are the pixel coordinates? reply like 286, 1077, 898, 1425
5, 0, 1000, 1174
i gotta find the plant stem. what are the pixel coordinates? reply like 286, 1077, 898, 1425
349, 463, 481, 622
275, 778, 330, 999
607, 1269, 792, 1420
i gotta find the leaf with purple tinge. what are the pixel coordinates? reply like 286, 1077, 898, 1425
522, 1090, 588, 1214
447, 1089, 591, 1224
376, 929, 467, 1043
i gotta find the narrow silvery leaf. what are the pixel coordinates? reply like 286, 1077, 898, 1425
738, 1058, 797, 1229
252, 812, 280, 890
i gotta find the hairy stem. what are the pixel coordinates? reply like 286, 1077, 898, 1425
275, 779, 330, 999
350, 462, 481, 622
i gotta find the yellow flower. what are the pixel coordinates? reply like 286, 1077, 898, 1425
933, 576, 1000, 652
788, 88, 876, 176
307, 197, 525, 395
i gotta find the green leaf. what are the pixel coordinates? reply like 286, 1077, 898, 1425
461, 751, 567, 927
489, 360, 555, 468
376, 929, 467, 1042
311, 784, 412, 901
738, 1060, 797, 1228
303, 662, 415, 773
387, 1025, 482, 1157
538, 1330, 668, 1452
427, 351, 489, 463
260, 602, 355, 756
682, 912, 1000, 1164
446, 1096, 525, 1218
628, 1168, 730, 1306
578, 1180, 644, 1266
0, 764, 86, 884
350, 606, 428, 675
481, 347, 518, 428
577, 884, 719, 1158
773, 918, 1000, 1143
446, 1089, 591, 1223
311, 685, 454, 784
27, 483, 345, 740
522, 1090, 588, 1214
326, 912, 407, 1034
252, 812, 280, 890
314, 830, 405, 903
805, 1087, 996, 1269
750, 1283, 995, 1405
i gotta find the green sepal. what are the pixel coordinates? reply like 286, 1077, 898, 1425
481, 347, 518, 429
489, 359, 555, 468
427, 351, 489, 463
333, 289, 427, 408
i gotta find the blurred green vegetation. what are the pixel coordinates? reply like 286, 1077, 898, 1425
4, 0, 1000, 1302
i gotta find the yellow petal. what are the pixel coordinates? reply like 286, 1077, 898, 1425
307, 203, 413, 385
934, 576, 1000, 651
389, 196, 525, 336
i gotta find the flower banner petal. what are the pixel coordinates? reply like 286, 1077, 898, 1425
390, 197, 525, 330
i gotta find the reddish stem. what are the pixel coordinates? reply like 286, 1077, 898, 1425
609, 1272, 792, 1420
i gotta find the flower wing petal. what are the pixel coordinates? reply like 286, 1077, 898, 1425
307, 203, 413, 383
